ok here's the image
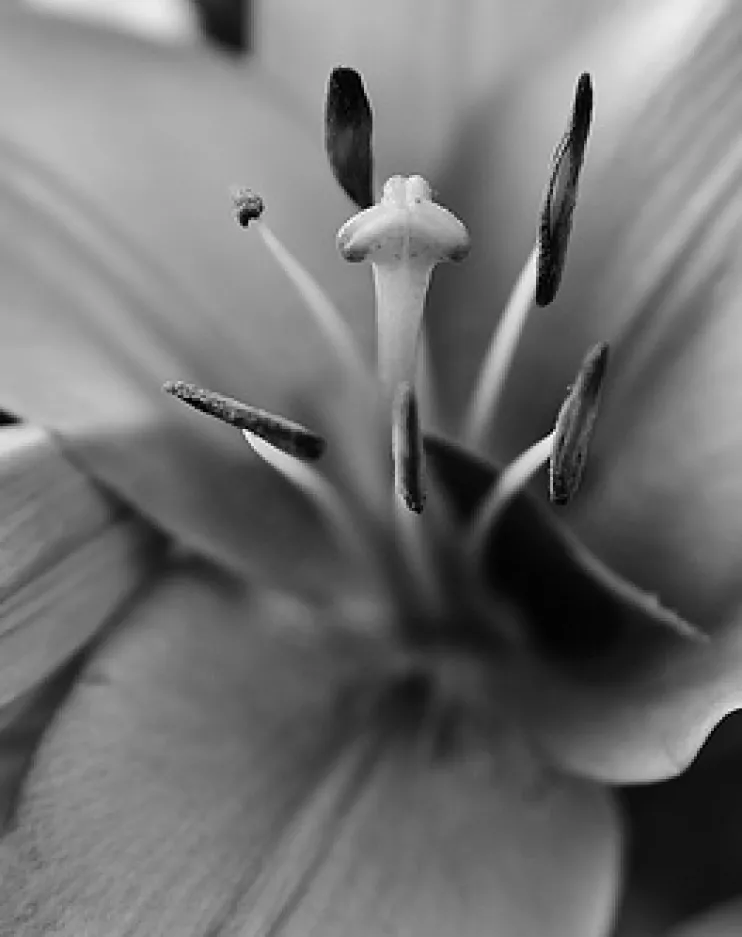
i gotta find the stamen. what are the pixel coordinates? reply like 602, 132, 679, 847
230, 188, 370, 380
392, 382, 425, 513
536, 72, 593, 307
466, 432, 555, 556
549, 342, 609, 506
337, 175, 470, 407
325, 67, 374, 210
243, 430, 370, 569
462, 75, 593, 450
163, 381, 325, 461
462, 245, 539, 448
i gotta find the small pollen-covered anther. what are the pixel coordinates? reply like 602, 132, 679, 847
163, 381, 325, 461
549, 341, 608, 505
325, 67, 374, 210
536, 72, 593, 307
230, 188, 265, 227
393, 382, 425, 513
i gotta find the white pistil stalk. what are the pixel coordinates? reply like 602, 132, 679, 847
463, 245, 539, 449
337, 175, 470, 412
466, 432, 555, 557
373, 259, 432, 408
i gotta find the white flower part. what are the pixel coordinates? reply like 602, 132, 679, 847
337, 175, 470, 407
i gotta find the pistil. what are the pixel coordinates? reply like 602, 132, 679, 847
337, 174, 470, 412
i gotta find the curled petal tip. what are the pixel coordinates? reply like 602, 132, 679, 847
549, 341, 608, 505
230, 187, 265, 227
536, 72, 594, 307
393, 382, 425, 513
163, 380, 325, 461
325, 66, 374, 210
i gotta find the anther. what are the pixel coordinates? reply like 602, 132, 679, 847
549, 342, 608, 505
325, 67, 374, 210
536, 72, 593, 307
337, 175, 470, 405
392, 382, 425, 513
163, 381, 325, 461
231, 188, 265, 227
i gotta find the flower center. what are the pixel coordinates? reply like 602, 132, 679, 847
163, 68, 607, 728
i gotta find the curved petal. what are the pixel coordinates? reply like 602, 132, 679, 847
664, 903, 742, 937
0, 6, 376, 584
524, 612, 742, 784
0, 658, 84, 830
0, 561, 620, 937
614, 724, 742, 934
424, 436, 742, 784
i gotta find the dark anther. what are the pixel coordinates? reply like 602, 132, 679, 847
536, 72, 593, 306
549, 341, 608, 505
325, 67, 374, 210
163, 381, 325, 461
393, 382, 425, 513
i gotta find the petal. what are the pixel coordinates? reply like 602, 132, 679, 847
664, 903, 742, 937
424, 436, 742, 784
613, 717, 742, 934
0, 659, 84, 830
0, 422, 165, 827
1, 562, 620, 937
0, 7, 375, 585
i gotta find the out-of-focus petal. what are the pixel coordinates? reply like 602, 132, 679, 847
0, 425, 165, 706
524, 611, 742, 784
0, 658, 84, 830
0, 423, 165, 828
425, 437, 742, 784
0, 562, 620, 937
664, 902, 742, 937
612, 717, 742, 934
0, 6, 375, 583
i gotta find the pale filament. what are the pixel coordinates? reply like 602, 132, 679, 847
255, 221, 374, 387
243, 430, 372, 572
465, 431, 555, 558
463, 245, 539, 450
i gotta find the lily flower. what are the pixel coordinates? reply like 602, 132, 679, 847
2, 15, 742, 933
